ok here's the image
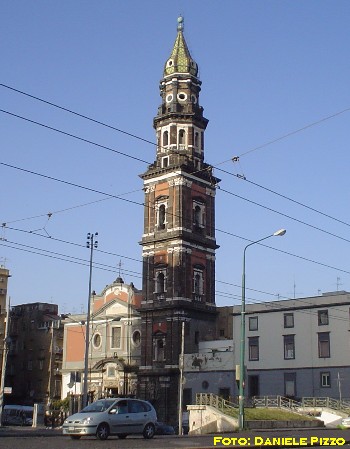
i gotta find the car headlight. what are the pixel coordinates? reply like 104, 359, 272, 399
81, 417, 94, 424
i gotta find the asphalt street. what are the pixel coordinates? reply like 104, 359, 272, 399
1, 426, 350, 449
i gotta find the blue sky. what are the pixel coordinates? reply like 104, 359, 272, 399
1, 1, 350, 312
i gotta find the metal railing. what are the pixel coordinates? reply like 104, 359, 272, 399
253, 395, 301, 411
196, 394, 350, 416
196, 393, 238, 414
302, 397, 350, 412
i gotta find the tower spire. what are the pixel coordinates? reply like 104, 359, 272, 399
164, 16, 198, 77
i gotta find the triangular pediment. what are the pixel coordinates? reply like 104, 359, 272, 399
92, 298, 131, 320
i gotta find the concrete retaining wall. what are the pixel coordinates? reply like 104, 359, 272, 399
247, 419, 324, 429
188, 405, 238, 435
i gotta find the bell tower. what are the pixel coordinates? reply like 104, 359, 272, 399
138, 17, 220, 424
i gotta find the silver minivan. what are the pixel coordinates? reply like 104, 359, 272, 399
62, 398, 157, 440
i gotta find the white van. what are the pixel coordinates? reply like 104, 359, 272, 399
2, 405, 34, 426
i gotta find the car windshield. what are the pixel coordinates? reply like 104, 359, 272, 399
80, 400, 115, 413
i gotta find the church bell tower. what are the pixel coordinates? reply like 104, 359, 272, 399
138, 16, 220, 424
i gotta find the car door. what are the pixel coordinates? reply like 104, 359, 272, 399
127, 399, 150, 433
108, 400, 131, 434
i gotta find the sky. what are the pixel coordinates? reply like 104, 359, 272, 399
1, 1, 350, 313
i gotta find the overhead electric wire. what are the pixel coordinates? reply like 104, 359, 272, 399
3, 224, 143, 265
3, 161, 350, 276
2, 189, 142, 225
3, 233, 350, 326
216, 166, 350, 229
219, 186, 350, 245
3, 238, 349, 324
0, 161, 144, 209
0, 83, 158, 148
2, 84, 350, 234
2, 104, 349, 248
236, 107, 350, 158
0, 240, 143, 278
3, 82, 349, 162
2, 90, 350, 284
0, 109, 150, 165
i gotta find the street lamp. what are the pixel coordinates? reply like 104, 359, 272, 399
238, 229, 286, 431
82, 232, 98, 408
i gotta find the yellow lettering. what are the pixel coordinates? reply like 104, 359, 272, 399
255, 437, 264, 445
311, 437, 319, 445
214, 436, 222, 446
300, 438, 308, 445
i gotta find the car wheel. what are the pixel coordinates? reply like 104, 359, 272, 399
70, 435, 81, 440
143, 422, 155, 439
96, 423, 110, 440
117, 434, 128, 439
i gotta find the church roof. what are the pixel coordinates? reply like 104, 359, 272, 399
164, 16, 198, 78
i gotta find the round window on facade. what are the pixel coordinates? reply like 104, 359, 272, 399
167, 59, 174, 67
191, 94, 197, 104
132, 330, 141, 347
93, 333, 102, 348
177, 92, 187, 102
166, 94, 173, 103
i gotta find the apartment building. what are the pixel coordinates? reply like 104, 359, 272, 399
183, 292, 350, 403
5, 302, 64, 405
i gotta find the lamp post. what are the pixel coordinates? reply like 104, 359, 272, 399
82, 232, 98, 408
238, 229, 286, 431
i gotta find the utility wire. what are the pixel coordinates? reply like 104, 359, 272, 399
2, 189, 142, 225
4, 193, 350, 278
3, 239, 349, 325
237, 107, 350, 158
0, 83, 157, 148
216, 166, 350, 229
2, 106, 349, 247
2, 103, 350, 274
3, 82, 349, 163
219, 186, 350, 245
0, 109, 150, 165
2, 85, 350, 233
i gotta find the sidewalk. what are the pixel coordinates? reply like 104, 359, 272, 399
0, 425, 62, 437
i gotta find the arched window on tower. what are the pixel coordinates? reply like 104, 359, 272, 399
193, 200, 205, 231
194, 273, 201, 295
178, 129, 185, 148
156, 199, 167, 230
194, 205, 201, 227
156, 272, 165, 293
155, 268, 167, 298
195, 132, 199, 148
158, 204, 166, 229
154, 336, 166, 362
193, 268, 204, 301
163, 131, 169, 147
